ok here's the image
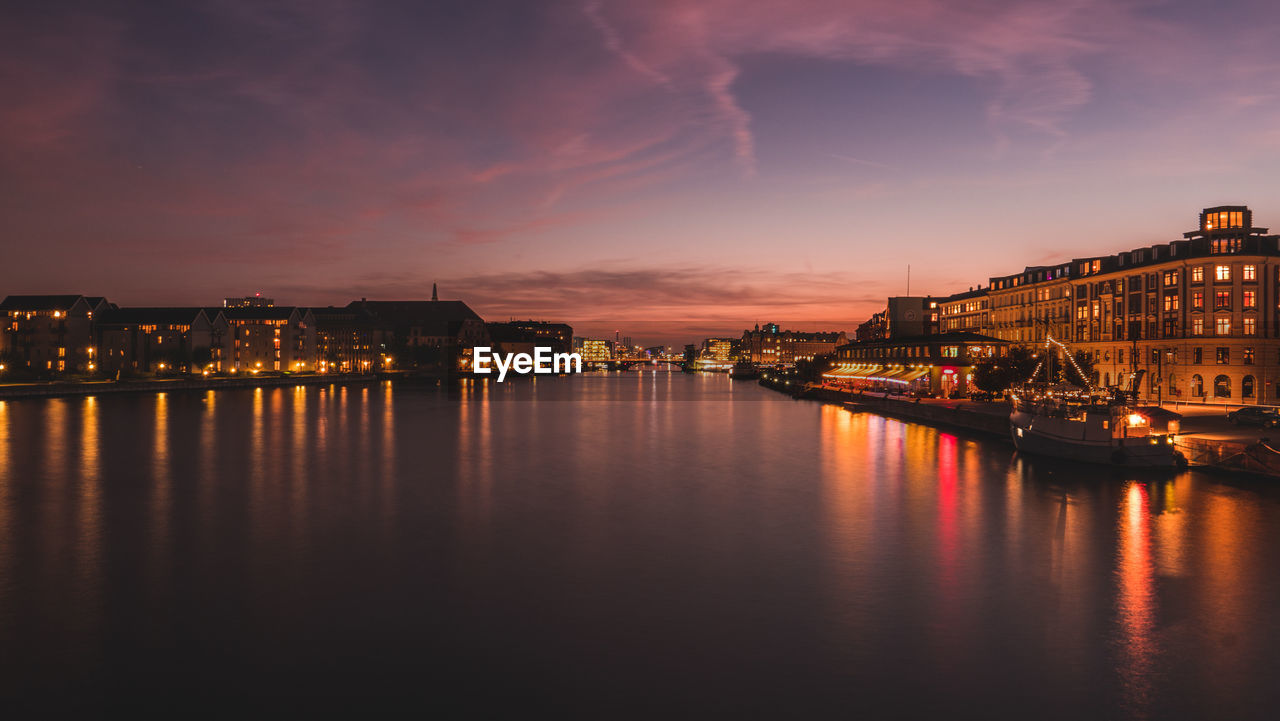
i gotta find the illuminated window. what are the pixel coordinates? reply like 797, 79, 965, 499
58, 347, 65, 357
1192, 291, 1203, 309
1244, 290, 1257, 308
1243, 264, 1257, 281
1215, 265, 1231, 281
1163, 295, 1179, 312
1192, 318, 1204, 335
1163, 271, 1178, 286
1244, 318, 1257, 335
1245, 348, 1255, 365
1216, 317, 1231, 335
1215, 290, 1231, 309
1217, 347, 1230, 364
1189, 267, 1204, 282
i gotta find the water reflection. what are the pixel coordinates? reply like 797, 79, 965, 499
1116, 483, 1157, 718
0, 377, 1277, 717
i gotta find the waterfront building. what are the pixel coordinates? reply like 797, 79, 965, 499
824, 331, 1007, 397
938, 287, 990, 334
0, 294, 111, 374
854, 297, 938, 342
935, 205, 1280, 405
311, 306, 382, 373
94, 307, 221, 374
701, 338, 736, 361
987, 263, 1080, 344
212, 306, 316, 372
740, 323, 848, 365
486, 320, 574, 356
580, 339, 612, 362
349, 298, 488, 366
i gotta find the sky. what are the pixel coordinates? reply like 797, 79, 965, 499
6, 0, 1280, 345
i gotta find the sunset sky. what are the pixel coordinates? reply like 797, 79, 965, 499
6, 0, 1280, 344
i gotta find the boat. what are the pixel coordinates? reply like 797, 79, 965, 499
729, 360, 759, 380
1010, 395, 1185, 467
1008, 336, 1185, 468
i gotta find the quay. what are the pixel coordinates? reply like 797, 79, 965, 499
761, 376, 1280, 477
0, 373, 382, 400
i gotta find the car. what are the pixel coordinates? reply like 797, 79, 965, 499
1227, 407, 1280, 427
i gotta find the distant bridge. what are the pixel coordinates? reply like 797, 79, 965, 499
584, 357, 688, 370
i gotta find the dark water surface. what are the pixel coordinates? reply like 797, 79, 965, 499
2, 372, 1280, 717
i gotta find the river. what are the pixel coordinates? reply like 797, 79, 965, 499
1, 371, 1278, 717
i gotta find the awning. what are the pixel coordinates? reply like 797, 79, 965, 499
897, 368, 930, 382
824, 364, 876, 378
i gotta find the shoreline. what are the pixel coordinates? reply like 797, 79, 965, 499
761, 378, 1280, 478
0, 373, 385, 399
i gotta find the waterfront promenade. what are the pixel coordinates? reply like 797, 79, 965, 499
768, 380, 1280, 477
0, 373, 381, 399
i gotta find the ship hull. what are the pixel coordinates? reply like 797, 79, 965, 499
1010, 411, 1183, 468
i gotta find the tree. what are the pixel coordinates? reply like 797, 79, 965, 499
972, 345, 1040, 393
795, 353, 833, 382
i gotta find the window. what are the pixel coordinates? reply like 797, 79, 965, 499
1245, 348, 1255, 365
1192, 318, 1204, 336
1191, 374, 1204, 397
1151, 348, 1161, 364
1215, 290, 1232, 309
1244, 264, 1257, 281
1193, 347, 1203, 364
1118, 348, 1125, 364
1244, 290, 1257, 308
941, 346, 959, 358
1244, 375, 1255, 398
1216, 265, 1231, 281
1163, 271, 1178, 286
1216, 317, 1231, 335
1244, 318, 1257, 335
1217, 347, 1230, 364
1160, 295, 1177, 312
1214, 374, 1231, 398
1192, 291, 1204, 309
1192, 266, 1204, 283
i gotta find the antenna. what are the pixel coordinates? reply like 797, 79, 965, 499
906, 264, 911, 296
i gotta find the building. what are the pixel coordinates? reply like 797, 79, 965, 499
579, 339, 613, 362
486, 320, 574, 355
824, 332, 1007, 397
224, 295, 274, 308
0, 295, 111, 374
855, 311, 887, 342
350, 296, 489, 370
945, 204, 1280, 405
987, 263, 1080, 344
702, 338, 736, 361
311, 306, 381, 373
94, 307, 221, 374
213, 306, 316, 372
938, 287, 990, 334
740, 323, 848, 365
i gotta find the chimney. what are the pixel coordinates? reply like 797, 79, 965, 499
432, 282, 438, 302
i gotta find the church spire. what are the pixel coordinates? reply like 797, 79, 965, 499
432, 282, 438, 301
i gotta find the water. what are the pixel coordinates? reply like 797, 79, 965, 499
1, 372, 1279, 717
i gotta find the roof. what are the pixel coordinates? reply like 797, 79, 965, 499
96, 307, 208, 326
838, 331, 1005, 350
0, 294, 88, 311
348, 300, 484, 335
210, 306, 302, 321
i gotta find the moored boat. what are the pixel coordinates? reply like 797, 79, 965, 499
1010, 395, 1185, 467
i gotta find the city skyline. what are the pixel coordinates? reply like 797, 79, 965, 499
7, 1, 1280, 344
